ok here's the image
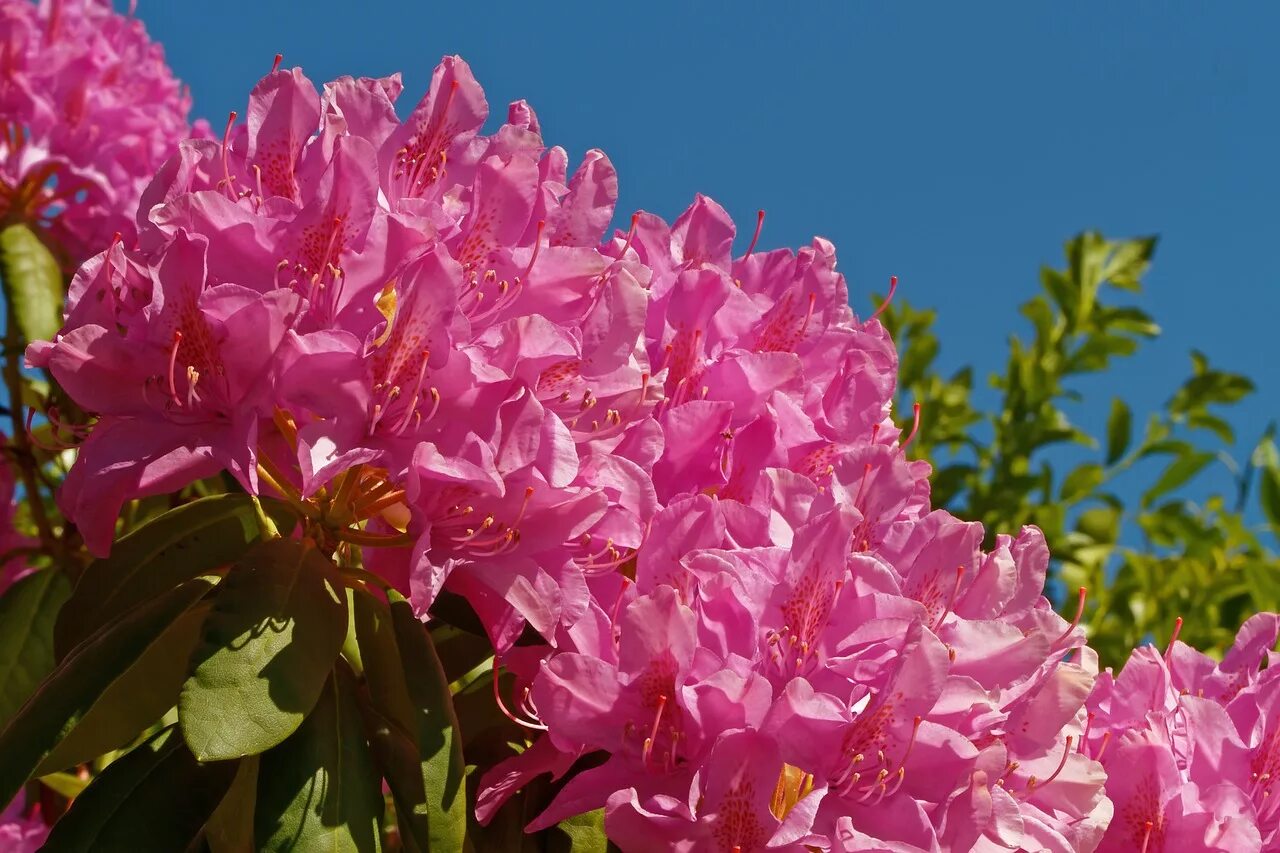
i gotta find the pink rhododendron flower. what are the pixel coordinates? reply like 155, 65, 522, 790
0, 0, 196, 262
30, 57, 646, 656
1085, 615, 1280, 852
0, 795, 48, 852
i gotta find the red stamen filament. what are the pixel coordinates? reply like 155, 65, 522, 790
1165, 616, 1183, 660
1024, 736, 1074, 795
1094, 731, 1112, 762
1054, 587, 1088, 648
900, 402, 921, 449
220, 112, 237, 198
869, 275, 898, 322
642, 695, 668, 770
853, 462, 873, 509
522, 220, 545, 280
166, 331, 184, 405
1139, 820, 1154, 853
492, 664, 547, 731
745, 209, 765, 256
934, 565, 965, 631
271, 53, 283, 73
620, 213, 640, 256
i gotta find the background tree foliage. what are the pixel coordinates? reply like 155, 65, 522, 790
881, 232, 1280, 665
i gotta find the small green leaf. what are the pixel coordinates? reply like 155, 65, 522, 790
42, 726, 238, 853
256, 669, 384, 852
206, 754, 260, 853
548, 808, 608, 852
389, 592, 467, 852
0, 222, 63, 344
0, 570, 70, 727
1259, 444, 1280, 532
57, 494, 297, 658
1142, 451, 1216, 508
179, 538, 347, 761
1060, 463, 1104, 503
1105, 398, 1132, 465
37, 601, 210, 774
0, 579, 213, 809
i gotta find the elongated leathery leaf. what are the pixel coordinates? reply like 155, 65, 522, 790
0, 222, 63, 345
179, 537, 347, 761
0, 577, 213, 808
389, 590, 467, 851
37, 601, 211, 774
42, 726, 239, 852
57, 494, 297, 657
255, 668, 383, 852
0, 570, 70, 728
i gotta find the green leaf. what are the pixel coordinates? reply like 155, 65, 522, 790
37, 600, 210, 774
57, 494, 297, 658
1060, 463, 1104, 503
41, 726, 238, 853
0, 570, 70, 727
0, 223, 63, 344
1142, 451, 1216, 508
256, 669, 384, 852
0, 578, 214, 809
179, 538, 347, 761
548, 808, 608, 852
38, 770, 90, 799
389, 592, 468, 852
206, 754, 260, 853
1105, 398, 1132, 465
1259, 442, 1280, 532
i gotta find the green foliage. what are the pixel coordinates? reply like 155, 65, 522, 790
0, 577, 214, 807
0, 222, 64, 346
42, 726, 239, 853
57, 494, 298, 657
0, 569, 69, 727
179, 537, 349, 761
0, 483, 477, 849
255, 669, 384, 852
881, 231, 1279, 664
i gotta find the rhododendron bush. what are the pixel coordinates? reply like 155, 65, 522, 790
1, 2, 1278, 852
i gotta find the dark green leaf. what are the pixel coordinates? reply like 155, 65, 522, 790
0, 222, 63, 344
1260, 454, 1280, 533
57, 494, 297, 657
206, 754, 259, 853
37, 601, 210, 774
179, 538, 347, 761
0, 578, 213, 809
389, 592, 467, 852
42, 726, 238, 853
256, 669, 383, 852
1105, 398, 1132, 465
0, 570, 70, 727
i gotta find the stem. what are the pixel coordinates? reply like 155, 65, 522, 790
254, 463, 318, 520
2, 324, 55, 552
332, 526, 413, 548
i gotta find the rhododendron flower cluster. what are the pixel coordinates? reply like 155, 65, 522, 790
0, 0, 195, 263
1084, 614, 1280, 852
16, 39, 1280, 853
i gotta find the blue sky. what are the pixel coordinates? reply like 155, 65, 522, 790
140, 1, 1278, 498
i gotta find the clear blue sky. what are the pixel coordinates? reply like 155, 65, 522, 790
140, 1, 1278, 487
